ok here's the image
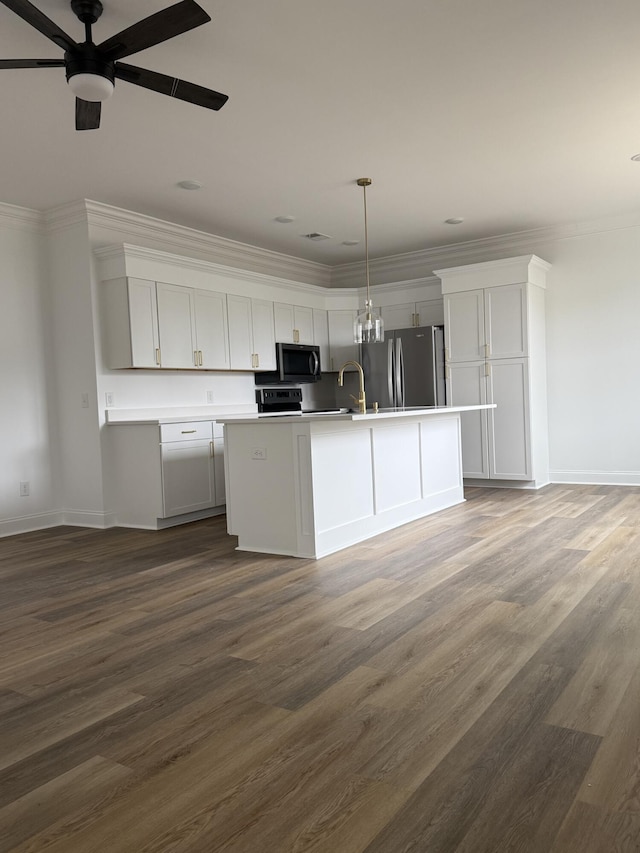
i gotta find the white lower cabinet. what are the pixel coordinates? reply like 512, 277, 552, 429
108, 420, 225, 529
448, 357, 532, 481
160, 422, 217, 517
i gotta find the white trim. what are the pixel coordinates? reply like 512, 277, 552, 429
550, 470, 640, 486
61, 510, 116, 528
82, 199, 332, 287
0, 202, 44, 233
0, 511, 64, 538
94, 243, 344, 298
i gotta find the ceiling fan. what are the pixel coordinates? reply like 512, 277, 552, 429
0, 0, 229, 130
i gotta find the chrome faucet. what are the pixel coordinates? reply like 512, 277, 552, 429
337, 360, 366, 414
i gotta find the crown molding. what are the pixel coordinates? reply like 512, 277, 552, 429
0, 202, 44, 233
331, 211, 640, 287
83, 200, 332, 288
94, 243, 340, 299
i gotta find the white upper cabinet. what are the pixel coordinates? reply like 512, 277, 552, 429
227, 295, 276, 371
484, 283, 527, 359
102, 277, 160, 369
193, 290, 230, 369
156, 282, 197, 368
381, 299, 445, 331
156, 283, 229, 369
327, 309, 358, 371
443, 290, 485, 362
274, 303, 314, 344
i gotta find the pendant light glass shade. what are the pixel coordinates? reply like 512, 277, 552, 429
353, 178, 384, 344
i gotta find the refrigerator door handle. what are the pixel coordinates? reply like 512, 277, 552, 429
396, 337, 405, 407
387, 337, 394, 407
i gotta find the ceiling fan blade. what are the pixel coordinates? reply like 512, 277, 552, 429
0, 0, 76, 51
115, 62, 228, 111
76, 98, 101, 131
0, 58, 65, 68
97, 0, 210, 62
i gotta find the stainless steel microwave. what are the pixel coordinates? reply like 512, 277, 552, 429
255, 342, 321, 384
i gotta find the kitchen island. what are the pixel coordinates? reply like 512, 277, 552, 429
218, 405, 494, 558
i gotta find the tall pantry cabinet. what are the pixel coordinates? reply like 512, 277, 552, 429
435, 255, 551, 488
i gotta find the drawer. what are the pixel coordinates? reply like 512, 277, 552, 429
160, 421, 213, 442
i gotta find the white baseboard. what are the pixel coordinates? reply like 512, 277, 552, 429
60, 510, 118, 528
550, 470, 640, 486
0, 511, 64, 538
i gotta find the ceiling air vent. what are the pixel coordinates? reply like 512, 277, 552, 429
303, 232, 332, 241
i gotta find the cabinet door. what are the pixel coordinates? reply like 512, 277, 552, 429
327, 310, 358, 371
447, 361, 489, 478
128, 278, 160, 368
227, 294, 254, 370
444, 290, 485, 362
294, 306, 314, 344
312, 309, 330, 372
381, 303, 414, 331
274, 303, 295, 343
251, 298, 276, 370
161, 439, 215, 516
487, 358, 531, 479
415, 299, 445, 328
194, 289, 229, 369
485, 283, 527, 358
156, 282, 197, 368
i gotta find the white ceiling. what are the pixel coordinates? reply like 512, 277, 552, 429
2, 0, 640, 266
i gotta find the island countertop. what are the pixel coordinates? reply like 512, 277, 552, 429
216, 403, 495, 425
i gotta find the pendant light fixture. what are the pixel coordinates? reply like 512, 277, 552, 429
353, 178, 384, 344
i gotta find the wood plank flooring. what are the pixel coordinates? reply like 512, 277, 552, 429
1, 483, 640, 851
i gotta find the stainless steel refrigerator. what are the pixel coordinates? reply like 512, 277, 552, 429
361, 325, 446, 408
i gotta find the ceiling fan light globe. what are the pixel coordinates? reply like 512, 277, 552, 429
68, 73, 114, 102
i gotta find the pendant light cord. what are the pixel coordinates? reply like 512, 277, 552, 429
363, 182, 370, 303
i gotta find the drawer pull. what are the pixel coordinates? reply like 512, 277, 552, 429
181, 429, 197, 434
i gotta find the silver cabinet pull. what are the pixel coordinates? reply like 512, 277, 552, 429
194, 350, 198, 367
181, 429, 197, 434
155, 348, 161, 365
199, 350, 203, 366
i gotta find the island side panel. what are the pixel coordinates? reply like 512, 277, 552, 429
223, 421, 306, 556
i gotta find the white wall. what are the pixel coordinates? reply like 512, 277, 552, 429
536, 229, 640, 483
0, 209, 58, 534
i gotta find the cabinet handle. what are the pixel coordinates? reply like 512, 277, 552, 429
445, 365, 451, 380
199, 350, 203, 366
484, 344, 490, 358
155, 348, 161, 365
445, 347, 450, 362
293, 329, 299, 343
485, 362, 490, 377
210, 440, 214, 458
194, 350, 198, 367
255, 353, 259, 368
181, 429, 197, 434
414, 313, 420, 327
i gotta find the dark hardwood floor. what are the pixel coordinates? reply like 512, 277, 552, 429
1, 483, 640, 852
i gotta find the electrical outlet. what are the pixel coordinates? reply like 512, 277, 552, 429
206, 390, 215, 404
19, 481, 29, 497
105, 392, 115, 407
81, 392, 89, 409
251, 447, 267, 460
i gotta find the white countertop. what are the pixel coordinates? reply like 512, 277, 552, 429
216, 404, 496, 425
104, 405, 257, 425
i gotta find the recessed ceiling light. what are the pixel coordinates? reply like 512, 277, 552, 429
445, 217, 464, 225
274, 215, 295, 223
342, 240, 359, 246
177, 180, 203, 190
631, 153, 640, 161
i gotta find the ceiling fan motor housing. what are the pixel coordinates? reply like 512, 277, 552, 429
70, 0, 104, 25
65, 43, 115, 87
